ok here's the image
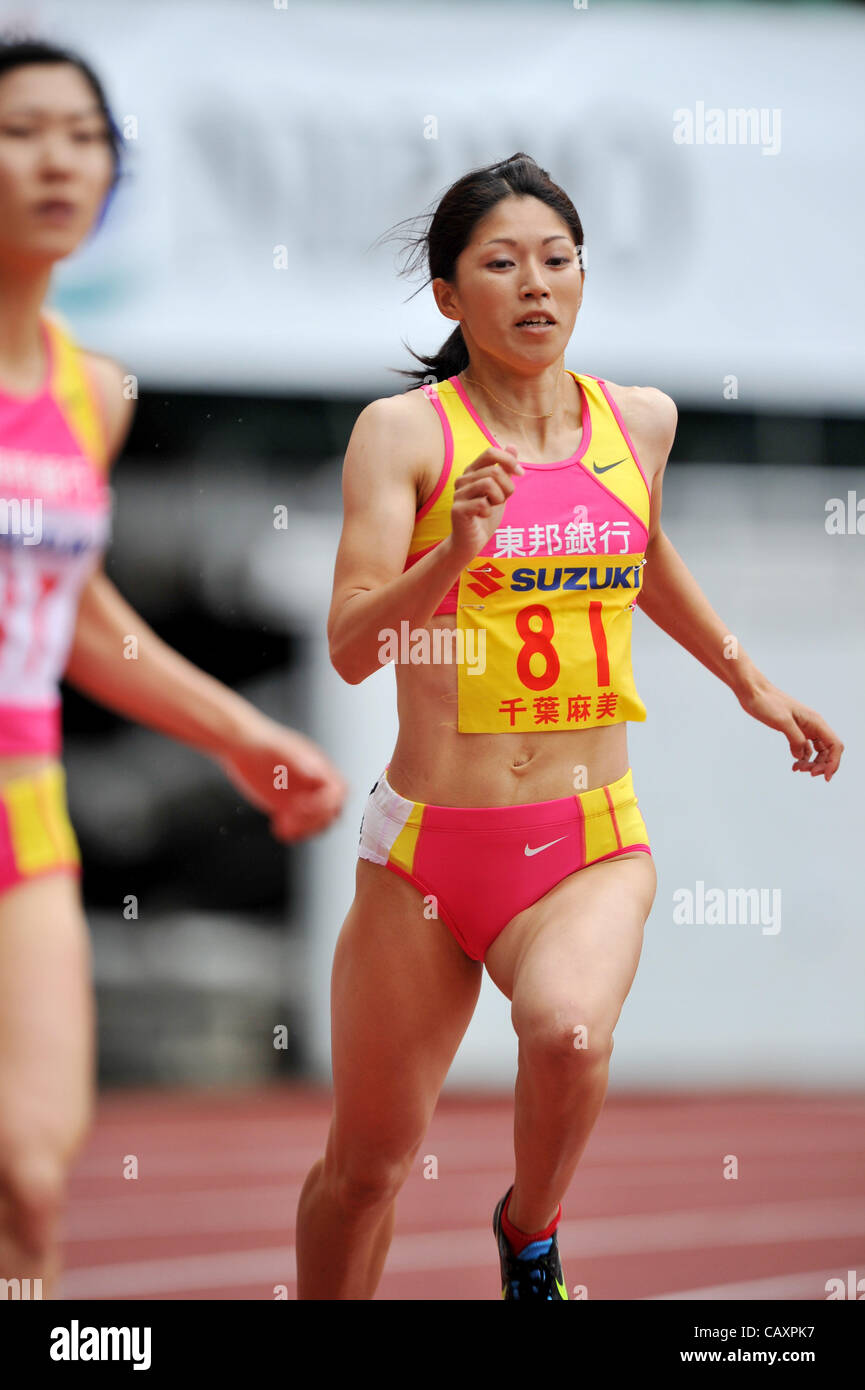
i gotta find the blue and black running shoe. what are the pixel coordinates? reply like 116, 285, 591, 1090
493, 1186, 568, 1300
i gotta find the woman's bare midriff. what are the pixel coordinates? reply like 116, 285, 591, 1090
388, 612, 630, 808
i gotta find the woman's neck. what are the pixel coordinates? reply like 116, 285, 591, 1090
458, 355, 578, 453
0, 262, 53, 388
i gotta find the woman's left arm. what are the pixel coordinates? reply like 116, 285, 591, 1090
63, 354, 348, 839
617, 383, 843, 783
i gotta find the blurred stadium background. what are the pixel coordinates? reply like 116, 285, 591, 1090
4, 0, 863, 1303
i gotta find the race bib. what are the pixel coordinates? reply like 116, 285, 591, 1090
456, 553, 648, 733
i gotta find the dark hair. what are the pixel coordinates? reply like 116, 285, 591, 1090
383, 152, 584, 389
0, 36, 125, 199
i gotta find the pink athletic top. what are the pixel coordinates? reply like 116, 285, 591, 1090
399, 371, 653, 734
403, 372, 650, 616
0, 313, 113, 756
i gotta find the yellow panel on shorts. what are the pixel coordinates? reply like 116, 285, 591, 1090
388, 801, 425, 875
5, 767, 80, 875
38, 766, 81, 862
611, 797, 649, 850
583, 804, 622, 862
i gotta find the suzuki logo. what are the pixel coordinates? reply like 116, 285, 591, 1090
466, 562, 505, 598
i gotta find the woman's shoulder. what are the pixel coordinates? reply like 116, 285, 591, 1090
356, 380, 444, 430
595, 378, 678, 486
79, 350, 136, 468
346, 383, 447, 509
599, 378, 677, 443
351, 382, 446, 464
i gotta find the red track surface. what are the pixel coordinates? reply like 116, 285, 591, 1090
57, 1086, 865, 1301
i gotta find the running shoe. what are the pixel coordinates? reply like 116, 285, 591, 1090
493, 1186, 568, 1300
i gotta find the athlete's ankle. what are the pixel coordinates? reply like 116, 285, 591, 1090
501, 1187, 562, 1254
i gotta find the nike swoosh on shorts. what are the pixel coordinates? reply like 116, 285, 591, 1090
524, 836, 568, 857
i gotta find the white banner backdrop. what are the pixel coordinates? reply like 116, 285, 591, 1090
11, 0, 864, 410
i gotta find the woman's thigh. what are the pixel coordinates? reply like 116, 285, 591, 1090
324, 857, 483, 1180
0, 872, 95, 1167
483, 853, 658, 1038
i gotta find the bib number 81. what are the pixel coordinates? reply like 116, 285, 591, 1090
515, 601, 609, 691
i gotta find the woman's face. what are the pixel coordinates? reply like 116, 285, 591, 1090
0, 62, 115, 267
434, 194, 584, 371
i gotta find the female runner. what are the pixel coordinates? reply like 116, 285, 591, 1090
0, 39, 346, 1296
296, 152, 843, 1300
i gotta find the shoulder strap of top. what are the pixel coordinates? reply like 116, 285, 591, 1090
43, 310, 111, 472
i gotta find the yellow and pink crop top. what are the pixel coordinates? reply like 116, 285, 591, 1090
402, 372, 651, 734
0, 312, 113, 755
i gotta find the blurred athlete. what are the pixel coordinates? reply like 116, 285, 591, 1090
296, 152, 843, 1299
0, 39, 347, 1296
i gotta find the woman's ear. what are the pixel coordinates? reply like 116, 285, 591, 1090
431, 276, 461, 323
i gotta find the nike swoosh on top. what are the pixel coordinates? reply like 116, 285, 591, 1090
524, 836, 568, 857
592, 457, 629, 474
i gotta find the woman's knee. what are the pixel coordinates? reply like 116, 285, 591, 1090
0, 1148, 68, 1255
323, 1134, 422, 1215
513, 997, 615, 1074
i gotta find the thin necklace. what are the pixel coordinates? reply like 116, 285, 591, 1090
461, 367, 565, 419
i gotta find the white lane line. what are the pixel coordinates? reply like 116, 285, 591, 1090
63, 1157, 865, 1242
69, 1131, 865, 1179
58, 1195, 865, 1298
62, 1185, 304, 1241
71, 1147, 327, 1178
60, 1246, 296, 1298
651, 1267, 853, 1300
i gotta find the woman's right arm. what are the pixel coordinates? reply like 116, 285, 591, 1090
327, 395, 521, 685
